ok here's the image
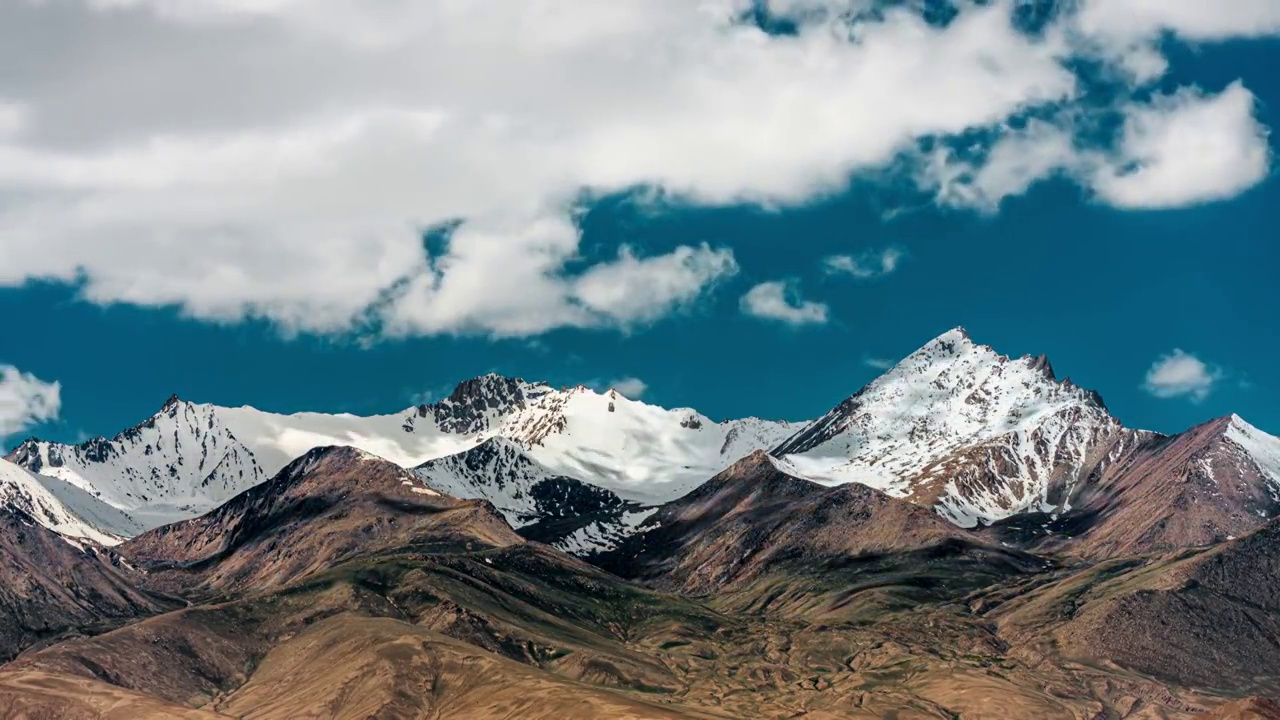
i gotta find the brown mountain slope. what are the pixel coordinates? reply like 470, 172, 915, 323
214, 615, 710, 720
0, 670, 223, 719
1064, 415, 1280, 559
122, 445, 524, 596
600, 450, 1024, 596
0, 506, 179, 663
5, 540, 722, 718
994, 517, 1280, 697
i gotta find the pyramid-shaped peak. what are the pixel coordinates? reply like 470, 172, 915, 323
428, 374, 553, 434
1226, 414, 1273, 436
930, 326, 974, 349
443, 373, 549, 404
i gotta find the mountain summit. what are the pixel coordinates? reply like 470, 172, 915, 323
9, 330, 1280, 563
772, 327, 1141, 526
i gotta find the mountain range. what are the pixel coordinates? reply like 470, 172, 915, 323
2, 328, 1280, 718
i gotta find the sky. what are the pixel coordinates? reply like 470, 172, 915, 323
0, 0, 1278, 448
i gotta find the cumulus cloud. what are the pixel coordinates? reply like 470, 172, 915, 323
610, 377, 649, 400
1143, 349, 1222, 402
0, 365, 62, 441
927, 120, 1080, 211
740, 281, 829, 326
823, 247, 904, 279
1090, 82, 1272, 209
0, 0, 1273, 338
927, 83, 1271, 211
1075, 0, 1280, 43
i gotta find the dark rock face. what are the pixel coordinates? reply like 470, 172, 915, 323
412, 438, 634, 553
408, 374, 553, 435
5, 441, 42, 472
528, 476, 625, 520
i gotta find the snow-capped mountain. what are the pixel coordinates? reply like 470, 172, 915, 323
772, 328, 1148, 526
10, 328, 1280, 555
0, 458, 142, 545
502, 386, 800, 503
413, 437, 623, 528
7, 396, 265, 527
412, 437, 654, 555
6, 374, 797, 537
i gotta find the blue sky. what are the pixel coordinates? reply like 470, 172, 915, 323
0, 1, 1277, 446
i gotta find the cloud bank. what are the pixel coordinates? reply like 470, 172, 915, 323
0, 0, 1274, 337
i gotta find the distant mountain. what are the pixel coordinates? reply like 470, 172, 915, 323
7, 374, 797, 537
411, 437, 655, 555
9, 329, 1280, 565
122, 446, 523, 596
0, 505, 179, 663
6, 396, 265, 528
0, 458, 142, 545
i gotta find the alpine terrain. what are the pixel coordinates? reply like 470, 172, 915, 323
3, 328, 1280, 718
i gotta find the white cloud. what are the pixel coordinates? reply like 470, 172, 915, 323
927, 83, 1272, 212
863, 356, 894, 370
1072, 1, 1280, 85
380, 222, 738, 337
740, 281, 829, 326
610, 377, 649, 399
0, 0, 1272, 338
1143, 349, 1222, 402
0, 0, 1078, 337
1091, 82, 1272, 209
0, 365, 62, 440
1076, 0, 1280, 43
823, 247, 904, 279
927, 120, 1080, 211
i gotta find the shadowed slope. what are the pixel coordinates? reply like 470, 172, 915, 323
0, 507, 180, 663
1065, 415, 1280, 559
600, 450, 1009, 595
123, 446, 524, 596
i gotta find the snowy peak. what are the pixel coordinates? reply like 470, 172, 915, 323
413, 436, 565, 525
499, 385, 797, 503
5, 399, 266, 526
772, 328, 1128, 525
411, 373, 553, 434
776, 328, 1114, 464
1218, 414, 1280, 487
412, 436, 648, 556
0, 458, 142, 546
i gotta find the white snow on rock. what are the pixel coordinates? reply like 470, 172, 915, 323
771, 328, 1136, 526
6, 398, 265, 528
10, 331, 1279, 546
1226, 414, 1280, 490
0, 458, 141, 545
502, 386, 798, 504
